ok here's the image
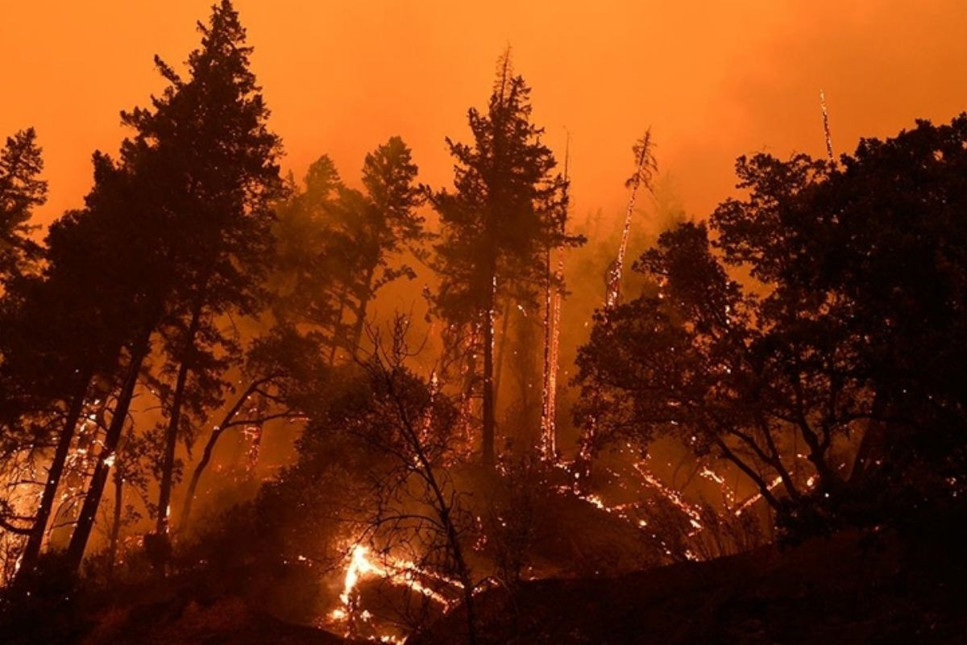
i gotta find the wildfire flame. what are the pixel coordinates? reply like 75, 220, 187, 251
329, 543, 463, 641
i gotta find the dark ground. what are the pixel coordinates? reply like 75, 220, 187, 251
3, 512, 965, 644
416, 514, 967, 644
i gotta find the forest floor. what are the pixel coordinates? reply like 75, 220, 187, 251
416, 513, 967, 644
3, 512, 965, 644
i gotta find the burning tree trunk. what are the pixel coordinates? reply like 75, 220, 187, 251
820, 89, 835, 162
540, 138, 571, 462
540, 253, 564, 461
605, 130, 656, 310
482, 272, 497, 469
16, 372, 91, 579
156, 304, 203, 539
66, 330, 151, 573
577, 132, 657, 483
540, 250, 554, 461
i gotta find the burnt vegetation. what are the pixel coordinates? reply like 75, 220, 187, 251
2, 2, 967, 644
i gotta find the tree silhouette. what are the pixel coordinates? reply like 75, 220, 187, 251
430, 53, 574, 467
178, 326, 324, 531
341, 136, 427, 356
270, 156, 342, 335
63, 0, 283, 570
712, 117, 967, 517
578, 115, 967, 536
273, 139, 425, 362
3, 146, 170, 583
0, 128, 46, 286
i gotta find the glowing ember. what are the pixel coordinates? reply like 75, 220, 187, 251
605, 131, 656, 309
699, 466, 736, 506
734, 476, 784, 515
820, 89, 835, 161
329, 543, 463, 640
633, 462, 704, 534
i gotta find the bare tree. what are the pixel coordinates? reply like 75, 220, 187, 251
342, 316, 480, 644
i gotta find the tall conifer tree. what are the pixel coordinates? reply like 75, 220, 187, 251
67, 0, 283, 568
431, 54, 578, 467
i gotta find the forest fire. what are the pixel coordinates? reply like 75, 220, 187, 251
733, 477, 784, 516
328, 543, 462, 642
632, 463, 704, 533
2, 1, 967, 643
333, 544, 458, 616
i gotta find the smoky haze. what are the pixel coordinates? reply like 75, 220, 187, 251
2, 1, 966, 230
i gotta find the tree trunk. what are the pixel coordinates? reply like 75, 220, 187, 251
482, 273, 497, 468
492, 301, 512, 409
16, 372, 91, 579
179, 379, 263, 531
540, 249, 553, 458
66, 332, 150, 573
107, 464, 123, 580
540, 250, 564, 461
349, 265, 376, 357
156, 306, 202, 537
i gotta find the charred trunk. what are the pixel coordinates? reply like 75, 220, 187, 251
65, 331, 150, 573
107, 464, 123, 580
156, 304, 203, 538
16, 372, 92, 580
482, 272, 497, 468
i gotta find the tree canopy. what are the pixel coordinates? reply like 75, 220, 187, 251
431, 54, 579, 466
0, 128, 46, 285
577, 115, 967, 535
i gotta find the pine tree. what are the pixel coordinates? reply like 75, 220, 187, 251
66, 0, 283, 568
274, 139, 425, 362
270, 155, 344, 340
0, 128, 46, 285
340, 136, 426, 356
4, 150, 164, 584
430, 54, 577, 467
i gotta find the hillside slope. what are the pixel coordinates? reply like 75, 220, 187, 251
415, 520, 967, 644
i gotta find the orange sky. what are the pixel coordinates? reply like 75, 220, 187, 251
3, 1, 967, 231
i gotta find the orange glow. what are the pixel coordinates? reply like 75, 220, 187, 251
329, 543, 462, 641
3, 1, 966, 236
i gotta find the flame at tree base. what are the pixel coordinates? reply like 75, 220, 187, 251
327, 544, 464, 643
